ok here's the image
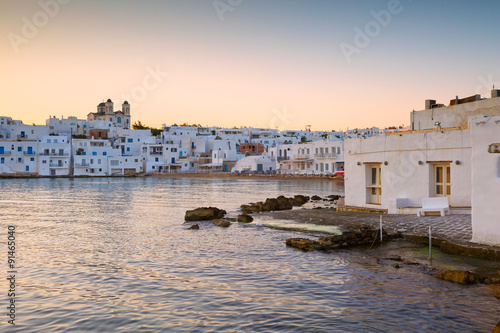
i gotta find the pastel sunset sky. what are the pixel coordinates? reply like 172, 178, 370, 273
1, 0, 499, 131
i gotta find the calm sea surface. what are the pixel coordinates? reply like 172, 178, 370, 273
0, 177, 498, 332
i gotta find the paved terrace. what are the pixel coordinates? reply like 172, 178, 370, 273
263, 209, 473, 244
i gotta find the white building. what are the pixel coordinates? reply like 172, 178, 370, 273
108, 156, 144, 176
470, 114, 500, 245
38, 135, 71, 176
344, 126, 471, 212
142, 143, 182, 173
114, 128, 155, 156
73, 139, 121, 176
271, 140, 344, 175
232, 155, 275, 173
46, 116, 79, 138
344, 91, 500, 223
0, 140, 38, 174
0, 116, 49, 140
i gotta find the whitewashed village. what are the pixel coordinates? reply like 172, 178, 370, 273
1, 89, 500, 245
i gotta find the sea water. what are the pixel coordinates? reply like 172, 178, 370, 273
0, 177, 498, 332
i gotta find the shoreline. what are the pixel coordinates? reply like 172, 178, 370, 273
0, 172, 343, 182
257, 208, 500, 261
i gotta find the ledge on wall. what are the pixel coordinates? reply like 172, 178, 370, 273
336, 206, 388, 214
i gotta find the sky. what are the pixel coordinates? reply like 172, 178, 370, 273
1, 0, 499, 131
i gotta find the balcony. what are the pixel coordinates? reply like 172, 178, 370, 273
39, 153, 69, 157
150, 151, 163, 155
75, 162, 90, 167
49, 163, 67, 168
23, 151, 36, 155
0, 151, 11, 155
314, 153, 337, 158
277, 156, 290, 162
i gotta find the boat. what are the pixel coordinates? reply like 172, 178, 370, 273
329, 171, 344, 179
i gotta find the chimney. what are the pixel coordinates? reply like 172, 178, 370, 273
425, 99, 436, 110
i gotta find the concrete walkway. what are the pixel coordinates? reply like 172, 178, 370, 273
263, 209, 473, 244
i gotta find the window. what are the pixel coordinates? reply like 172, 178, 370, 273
30, 157, 34, 161
98, 159, 101, 164
54, 139, 58, 143
42, 160, 47, 164
366, 164, 382, 204
103, 152, 107, 156
127, 147, 130, 152
47, 139, 51, 143
90, 159, 94, 164
18, 147, 21, 152
18, 158, 22, 163
128, 138, 133, 143
434, 164, 451, 197
121, 138, 125, 143
155, 157, 159, 162
0, 158, 3, 164
111, 160, 119, 166
92, 152, 97, 156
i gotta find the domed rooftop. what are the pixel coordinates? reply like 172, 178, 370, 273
98, 102, 105, 106
107, 98, 112, 102
123, 101, 129, 105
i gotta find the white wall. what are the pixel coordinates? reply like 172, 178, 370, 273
345, 129, 471, 212
470, 115, 500, 245
412, 96, 500, 130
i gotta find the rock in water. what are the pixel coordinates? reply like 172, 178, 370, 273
493, 320, 500, 333
187, 224, 200, 230
434, 270, 479, 285
212, 219, 231, 228
311, 195, 322, 201
285, 238, 316, 251
237, 214, 253, 223
293, 195, 310, 206
185, 207, 227, 221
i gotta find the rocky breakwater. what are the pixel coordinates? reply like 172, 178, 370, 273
240, 195, 309, 214
286, 226, 391, 252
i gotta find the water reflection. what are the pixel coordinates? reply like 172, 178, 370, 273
0, 177, 497, 332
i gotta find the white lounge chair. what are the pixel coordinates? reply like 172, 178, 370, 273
416, 197, 450, 217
